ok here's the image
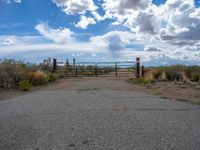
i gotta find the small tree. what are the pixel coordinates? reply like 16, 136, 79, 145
40, 58, 52, 71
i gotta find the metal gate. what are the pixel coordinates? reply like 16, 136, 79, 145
56, 61, 136, 77
53, 58, 141, 78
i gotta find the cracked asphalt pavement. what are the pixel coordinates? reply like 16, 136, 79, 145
0, 78, 200, 150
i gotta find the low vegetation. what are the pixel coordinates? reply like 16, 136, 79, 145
1, 58, 199, 93
0, 59, 28, 89
18, 80, 32, 91
0, 58, 115, 91
47, 74, 56, 82
139, 65, 200, 84
0, 58, 60, 91
129, 65, 200, 105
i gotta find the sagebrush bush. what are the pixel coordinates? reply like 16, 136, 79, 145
165, 68, 177, 81
18, 80, 32, 91
153, 70, 162, 80
184, 66, 200, 80
0, 60, 27, 88
159, 65, 199, 82
191, 73, 200, 82
28, 71, 48, 86
48, 74, 56, 82
157, 65, 185, 81
0, 58, 71, 89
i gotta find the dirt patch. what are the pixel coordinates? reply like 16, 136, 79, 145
0, 77, 135, 101
0, 88, 26, 101
0, 78, 76, 101
128, 81, 200, 105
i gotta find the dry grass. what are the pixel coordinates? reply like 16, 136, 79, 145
28, 71, 48, 86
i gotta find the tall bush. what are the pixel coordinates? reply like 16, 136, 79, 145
28, 71, 48, 86
0, 59, 27, 88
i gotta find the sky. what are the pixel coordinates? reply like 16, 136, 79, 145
0, 0, 200, 65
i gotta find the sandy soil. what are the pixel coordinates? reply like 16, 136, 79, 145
129, 81, 200, 104
0, 77, 200, 104
0, 89, 27, 101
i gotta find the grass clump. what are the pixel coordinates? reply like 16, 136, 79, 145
191, 73, 200, 82
48, 74, 56, 82
57, 72, 65, 79
18, 80, 32, 91
165, 69, 177, 81
130, 77, 154, 84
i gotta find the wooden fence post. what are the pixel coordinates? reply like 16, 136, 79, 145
75, 64, 78, 77
136, 57, 140, 78
141, 65, 144, 77
73, 58, 76, 67
115, 62, 118, 77
95, 64, 98, 77
73, 58, 76, 76
66, 59, 69, 67
52, 58, 57, 72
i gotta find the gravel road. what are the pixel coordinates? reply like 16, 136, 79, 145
0, 78, 200, 150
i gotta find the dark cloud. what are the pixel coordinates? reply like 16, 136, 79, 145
118, 0, 150, 14
177, 25, 200, 40
160, 25, 200, 46
137, 12, 157, 34
108, 35, 124, 51
145, 47, 162, 52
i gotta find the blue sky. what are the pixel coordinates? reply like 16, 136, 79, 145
0, 0, 200, 65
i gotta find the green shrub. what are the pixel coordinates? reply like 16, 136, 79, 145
165, 69, 177, 81
159, 65, 200, 82
184, 66, 200, 80
48, 74, 56, 82
18, 80, 32, 91
39, 58, 52, 71
163, 69, 181, 81
191, 73, 200, 82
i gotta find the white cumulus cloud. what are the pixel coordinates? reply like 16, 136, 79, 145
75, 15, 96, 29
52, 0, 97, 14
90, 31, 139, 52
52, 0, 103, 29
35, 23, 74, 43
2, 38, 14, 45
1, 0, 21, 4
100, 0, 200, 52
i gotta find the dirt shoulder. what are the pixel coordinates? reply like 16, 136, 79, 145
0, 88, 25, 101
128, 80, 200, 105
1, 77, 200, 104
